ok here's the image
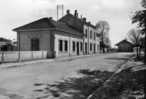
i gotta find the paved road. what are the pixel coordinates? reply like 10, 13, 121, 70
0, 53, 133, 99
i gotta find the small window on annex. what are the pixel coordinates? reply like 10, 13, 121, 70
59, 40, 63, 52
64, 40, 68, 52
90, 43, 92, 51
72, 41, 76, 51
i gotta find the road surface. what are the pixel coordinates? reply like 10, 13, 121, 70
0, 53, 133, 99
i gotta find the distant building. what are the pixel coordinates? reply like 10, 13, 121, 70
13, 10, 100, 57
116, 39, 133, 52
0, 37, 15, 51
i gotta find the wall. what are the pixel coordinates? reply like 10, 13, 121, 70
0, 51, 48, 63
17, 30, 51, 51
83, 24, 100, 54
118, 43, 133, 52
54, 31, 83, 57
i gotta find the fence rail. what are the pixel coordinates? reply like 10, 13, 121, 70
0, 51, 49, 63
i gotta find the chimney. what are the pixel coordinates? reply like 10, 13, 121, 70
80, 15, 83, 19
83, 17, 86, 23
66, 9, 70, 15
88, 21, 91, 25
74, 10, 78, 17
49, 17, 53, 20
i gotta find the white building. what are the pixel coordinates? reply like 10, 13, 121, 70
13, 10, 100, 58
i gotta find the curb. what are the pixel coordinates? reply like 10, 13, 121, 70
0, 59, 54, 69
0, 53, 101, 69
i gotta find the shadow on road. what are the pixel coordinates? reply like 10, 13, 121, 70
33, 66, 144, 99
33, 69, 114, 99
105, 54, 134, 61
105, 57, 129, 61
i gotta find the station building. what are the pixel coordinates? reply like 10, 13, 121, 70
13, 10, 100, 57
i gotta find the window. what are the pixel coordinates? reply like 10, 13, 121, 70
59, 40, 63, 52
72, 41, 76, 51
94, 32, 96, 40
90, 31, 92, 39
85, 43, 88, 54
64, 40, 68, 52
80, 42, 83, 51
31, 38, 40, 51
90, 43, 92, 51
85, 29, 88, 37
94, 44, 96, 53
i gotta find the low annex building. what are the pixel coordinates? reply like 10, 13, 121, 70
13, 10, 100, 57
116, 39, 133, 52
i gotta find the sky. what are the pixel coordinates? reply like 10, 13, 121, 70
0, 0, 142, 47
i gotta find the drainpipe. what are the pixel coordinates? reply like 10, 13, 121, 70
83, 35, 85, 55
18, 32, 21, 62
50, 30, 55, 58
87, 27, 89, 54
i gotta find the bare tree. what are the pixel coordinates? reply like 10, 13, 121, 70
96, 21, 110, 53
126, 28, 141, 58
132, 0, 146, 64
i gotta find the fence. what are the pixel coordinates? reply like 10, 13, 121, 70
0, 51, 49, 63
133, 47, 144, 55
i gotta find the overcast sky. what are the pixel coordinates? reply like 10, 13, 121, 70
0, 0, 142, 46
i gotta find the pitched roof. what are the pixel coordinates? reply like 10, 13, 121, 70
115, 39, 133, 46
59, 13, 96, 32
13, 17, 55, 31
0, 37, 12, 47
59, 14, 83, 32
0, 37, 11, 42
13, 17, 83, 36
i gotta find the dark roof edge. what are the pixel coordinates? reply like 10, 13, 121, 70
13, 17, 52, 31
115, 39, 133, 46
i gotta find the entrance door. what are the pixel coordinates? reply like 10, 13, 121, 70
77, 42, 79, 55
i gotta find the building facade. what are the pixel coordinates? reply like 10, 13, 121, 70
13, 10, 100, 57
59, 10, 100, 55
83, 22, 100, 54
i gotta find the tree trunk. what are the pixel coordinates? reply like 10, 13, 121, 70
144, 34, 146, 64
144, 34, 146, 99
103, 47, 105, 53
144, 70, 146, 99
136, 46, 139, 58
139, 47, 141, 58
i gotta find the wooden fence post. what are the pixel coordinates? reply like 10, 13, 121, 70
42, 51, 44, 59
32, 51, 33, 60
18, 51, 21, 62
1, 51, 4, 63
